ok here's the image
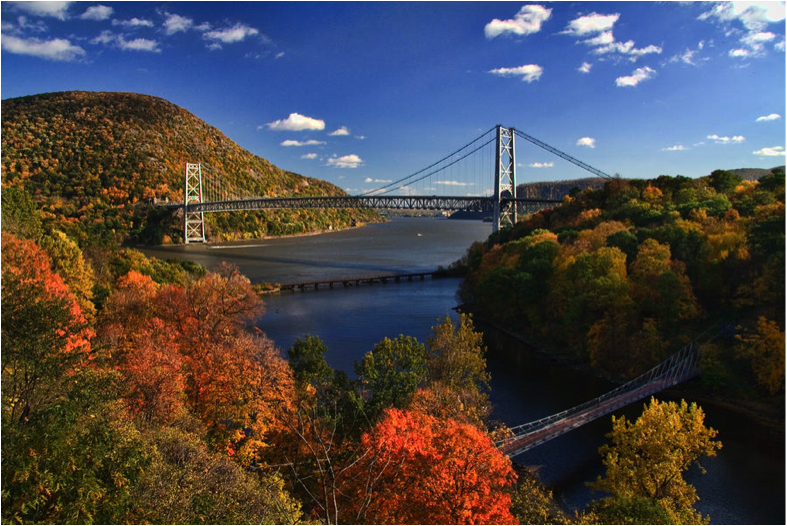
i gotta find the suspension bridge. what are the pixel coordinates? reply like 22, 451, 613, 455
497, 339, 703, 457
169, 125, 614, 243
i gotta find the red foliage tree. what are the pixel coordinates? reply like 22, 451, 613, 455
1, 233, 93, 423
350, 408, 516, 524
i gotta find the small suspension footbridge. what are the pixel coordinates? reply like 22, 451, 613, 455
497, 339, 704, 457
169, 125, 615, 243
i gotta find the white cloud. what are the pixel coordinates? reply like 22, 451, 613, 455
112, 17, 154, 28
776, 40, 785, 51
583, 30, 615, 47
753, 146, 785, 156
10, 1, 71, 20
729, 48, 751, 57
662, 144, 687, 151
90, 31, 160, 52
267, 113, 326, 131
699, 2, 785, 32
163, 13, 193, 35
576, 137, 596, 148
203, 23, 259, 44
669, 47, 705, 66
530, 162, 554, 168
117, 36, 160, 52
593, 40, 662, 58
301, 153, 318, 159
485, 4, 552, 39
488, 64, 543, 83
615, 66, 656, 87
578, 61, 592, 73
275, 51, 285, 59
327, 155, 363, 168
364, 178, 392, 184
281, 139, 326, 147
329, 126, 351, 136
1, 34, 85, 61
756, 113, 781, 122
563, 12, 619, 35
436, 181, 469, 186
80, 5, 112, 21
708, 134, 745, 144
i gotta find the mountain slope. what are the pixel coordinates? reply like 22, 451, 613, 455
1, 91, 377, 244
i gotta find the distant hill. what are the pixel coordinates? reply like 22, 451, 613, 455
516, 168, 786, 201
517, 177, 608, 201
1, 91, 378, 245
728, 167, 785, 181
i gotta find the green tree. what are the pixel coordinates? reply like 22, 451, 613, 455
288, 335, 334, 388
0, 186, 43, 240
40, 230, 97, 320
588, 398, 721, 524
355, 335, 427, 418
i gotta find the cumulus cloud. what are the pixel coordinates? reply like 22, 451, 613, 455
576, 137, 596, 148
267, 113, 326, 131
327, 154, 363, 168
530, 162, 554, 168
301, 153, 318, 159
365, 178, 392, 183
163, 13, 193, 35
117, 36, 160, 52
329, 126, 351, 136
203, 23, 259, 45
9, 1, 71, 20
662, 144, 687, 151
756, 113, 781, 122
1, 34, 85, 61
593, 40, 662, 58
112, 17, 154, 28
563, 12, 619, 35
90, 31, 160, 52
488, 64, 543, 83
80, 5, 112, 21
753, 146, 785, 156
485, 4, 552, 39
699, 2, 785, 32
578, 61, 593, 73
708, 134, 745, 144
280, 139, 326, 147
615, 66, 656, 87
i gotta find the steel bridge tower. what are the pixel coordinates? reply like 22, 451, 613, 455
494, 125, 516, 231
184, 163, 206, 243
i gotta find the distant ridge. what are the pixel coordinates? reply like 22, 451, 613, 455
1, 91, 377, 244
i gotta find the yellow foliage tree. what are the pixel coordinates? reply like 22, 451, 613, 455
736, 317, 785, 395
589, 398, 721, 524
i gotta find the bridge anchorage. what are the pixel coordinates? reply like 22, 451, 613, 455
177, 124, 613, 243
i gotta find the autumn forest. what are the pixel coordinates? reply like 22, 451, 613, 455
1, 91, 784, 524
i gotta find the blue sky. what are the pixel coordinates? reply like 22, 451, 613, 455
1, 1, 785, 194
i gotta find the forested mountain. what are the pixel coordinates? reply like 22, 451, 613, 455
1, 91, 378, 245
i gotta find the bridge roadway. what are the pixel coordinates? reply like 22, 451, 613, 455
168, 195, 562, 214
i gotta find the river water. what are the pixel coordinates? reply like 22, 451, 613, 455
142, 217, 784, 524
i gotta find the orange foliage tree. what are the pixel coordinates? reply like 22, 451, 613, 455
1, 233, 93, 423
349, 408, 516, 524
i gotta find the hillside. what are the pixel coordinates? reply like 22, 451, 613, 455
1, 91, 378, 245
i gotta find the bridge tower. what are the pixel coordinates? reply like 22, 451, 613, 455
184, 163, 206, 243
493, 125, 516, 231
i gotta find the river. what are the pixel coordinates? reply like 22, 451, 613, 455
142, 217, 784, 525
